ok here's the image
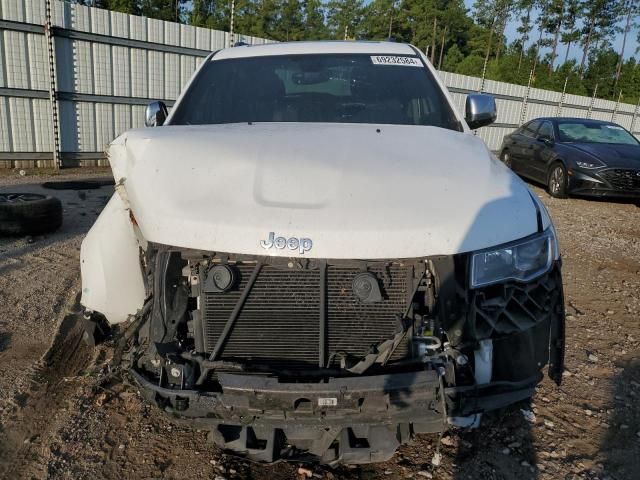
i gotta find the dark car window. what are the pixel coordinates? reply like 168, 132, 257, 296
522, 120, 541, 138
557, 121, 639, 145
537, 121, 554, 140
170, 54, 462, 130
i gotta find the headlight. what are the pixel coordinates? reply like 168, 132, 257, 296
470, 229, 557, 288
576, 160, 603, 169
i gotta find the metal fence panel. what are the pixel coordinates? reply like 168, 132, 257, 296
0, 0, 639, 167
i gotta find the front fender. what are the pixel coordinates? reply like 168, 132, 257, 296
80, 193, 146, 324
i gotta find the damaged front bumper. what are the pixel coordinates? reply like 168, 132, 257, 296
131, 367, 542, 464
120, 246, 564, 465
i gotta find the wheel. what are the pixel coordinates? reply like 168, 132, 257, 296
500, 150, 513, 169
0, 193, 63, 236
547, 163, 568, 198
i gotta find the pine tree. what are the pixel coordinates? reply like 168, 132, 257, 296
514, 0, 535, 72
303, 0, 328, 39
560, 0, 582, 65
325, 0, 364, 39
614, 0, 640, 86
275, 0, 305, 41
472, 0, 514, 79
578, 0, 622, 78
360, 0, 396, 41
190, 0, 226, 29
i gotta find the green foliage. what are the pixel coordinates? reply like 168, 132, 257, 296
442, 43, 464, 72
325, 0, 364, 39
75, 0, 640, 104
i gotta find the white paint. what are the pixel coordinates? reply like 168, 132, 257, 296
370, 55, 422, 67
80, 193, 146, 324
107, 121, 540, 259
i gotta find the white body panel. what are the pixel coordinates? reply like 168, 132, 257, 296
107, 123, 540, 259
80, 193, 146, 323
82, 40, 546, 322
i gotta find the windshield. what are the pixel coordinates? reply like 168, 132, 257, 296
557, 121, 639, 145
170, 53, 461, 130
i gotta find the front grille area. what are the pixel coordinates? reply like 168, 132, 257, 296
599, 168, 640, 191
202, 262, 411, 370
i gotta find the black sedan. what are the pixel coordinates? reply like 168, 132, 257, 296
499, 117, 640, 200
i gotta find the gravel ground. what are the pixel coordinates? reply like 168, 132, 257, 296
0, 170, 638, 480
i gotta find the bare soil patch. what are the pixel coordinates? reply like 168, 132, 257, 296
0, 176, 638, 480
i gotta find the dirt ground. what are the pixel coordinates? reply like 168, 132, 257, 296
0, 168, 638, 480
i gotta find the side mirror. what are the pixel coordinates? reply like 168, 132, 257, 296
539, 136, 554, 146
145, 101, 168, 127
465, 94, 497, 130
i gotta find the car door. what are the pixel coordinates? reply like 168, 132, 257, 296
510, 120, 541, 178
530, 120, 556, 182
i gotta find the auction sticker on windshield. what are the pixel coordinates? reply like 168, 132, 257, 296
370, 55, 422, 67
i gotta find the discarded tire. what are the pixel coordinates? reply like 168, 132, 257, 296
42, 179, 114, 190
0, 193, 63, 236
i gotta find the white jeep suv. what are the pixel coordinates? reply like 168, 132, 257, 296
80, 41, 565, 464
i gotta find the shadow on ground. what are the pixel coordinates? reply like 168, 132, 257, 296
603, 350, 640, 479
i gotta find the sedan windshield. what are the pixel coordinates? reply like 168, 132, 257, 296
170, 53, 461, 131
557, 121, 639, 145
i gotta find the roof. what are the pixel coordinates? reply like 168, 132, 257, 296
535, 117, 617, 125
213, 41, 417, 61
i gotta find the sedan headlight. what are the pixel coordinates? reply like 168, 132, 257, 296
576, 160, 604, 169
470, 228, 557, 288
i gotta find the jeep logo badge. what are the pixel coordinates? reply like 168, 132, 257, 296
260, 232, 313, 254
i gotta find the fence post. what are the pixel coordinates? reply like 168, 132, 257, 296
556, 77, 568, 117
228, 0, 235, 47
479, 56, 488, 93
631, 97, 640, 134
44, 0, 61, 168
587, 83, 598, 119
519, 68, 534, 126
611, 90, 622, 123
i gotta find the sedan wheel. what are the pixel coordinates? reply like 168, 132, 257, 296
548, 164, 568, 198
501, 151, 512, 168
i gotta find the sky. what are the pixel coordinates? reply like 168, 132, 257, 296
463, 0, 640, 64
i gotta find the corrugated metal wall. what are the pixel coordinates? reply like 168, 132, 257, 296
0, 0, 270, 167
1, 0, 639, 168
440, 71, 640, 152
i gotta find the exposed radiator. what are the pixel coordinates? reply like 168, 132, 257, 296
202, 262, 412, 370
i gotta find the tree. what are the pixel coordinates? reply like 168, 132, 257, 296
139, 0, 187, 22
560, 0, 582, 64
514, 0, 535, 72
360, 0, 396, 40
472, 0, 514, 77
583, 46, 619, 98
275, 0, 305, 41
303, 0, 329, 39
617, 58, 640, 104
325, 0, 364, 39
578, 0, 622, 78
190, 0, 226, 29
442, 43, 464, 71
614, 0, 640, 87
537, 0, 565, 72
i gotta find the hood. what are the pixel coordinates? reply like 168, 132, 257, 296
109, 123, 541, 259
567, 142, 640, 168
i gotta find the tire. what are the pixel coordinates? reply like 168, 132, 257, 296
0, 193, 63, 236
547, 163, 568, 199
42, 179, 114, 190
500, 150, 513, 169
